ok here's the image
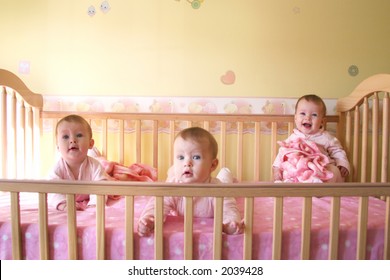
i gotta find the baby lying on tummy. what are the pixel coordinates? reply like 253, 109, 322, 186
137, 127, 244, 236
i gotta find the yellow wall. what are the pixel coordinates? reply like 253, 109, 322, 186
1, 0, 390, 98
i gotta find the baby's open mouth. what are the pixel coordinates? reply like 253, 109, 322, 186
303, 123, 312, 128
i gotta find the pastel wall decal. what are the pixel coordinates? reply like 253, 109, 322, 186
176, 0, 204, 9
348, 65, 359, 76
190, 0, 202, 9
221, 70, 236, 85
100, 1, 111, 14
87, 5, 96, 17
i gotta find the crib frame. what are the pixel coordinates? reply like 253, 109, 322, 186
1, 69, 390, 260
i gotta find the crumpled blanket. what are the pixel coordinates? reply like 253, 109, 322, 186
96, 158, 158, 182
277, 138, 333, 183
83, 148, 158, 208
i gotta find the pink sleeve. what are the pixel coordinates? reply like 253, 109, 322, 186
222, 197, 242, 224
213, 177, 242, 224
326, 135, 351, 172
138, 196, 177, 221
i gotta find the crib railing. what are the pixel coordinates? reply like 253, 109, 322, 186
0, 179, 389, 260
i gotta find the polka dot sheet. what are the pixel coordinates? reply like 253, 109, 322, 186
0, 193, 387, 259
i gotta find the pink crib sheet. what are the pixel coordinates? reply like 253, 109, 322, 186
0, 192, 386, 260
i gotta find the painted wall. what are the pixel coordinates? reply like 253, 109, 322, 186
1, 0, 390, 98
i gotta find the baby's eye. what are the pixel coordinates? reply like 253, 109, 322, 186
312, 113, 318, 118
61, 135, 69, 140
76, 133, 84, 138
177, 155, 184, 160
299, 112, 306, 116
192, 155, 201, 160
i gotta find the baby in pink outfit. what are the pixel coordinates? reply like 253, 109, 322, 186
48, 114, 115, 210
273, 94, 350, 183
137, 127, 244, 236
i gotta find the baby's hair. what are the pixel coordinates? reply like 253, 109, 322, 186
175, 127, 218, 159
295, 94, 327, 116
56, 114, 93, 139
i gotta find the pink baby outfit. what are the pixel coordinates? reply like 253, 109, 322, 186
48, 156, 112, 210
273, 128, 350, 183
139, 175, 242, 225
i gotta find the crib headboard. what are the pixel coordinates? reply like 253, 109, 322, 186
0, 69, 43, 179
336, 74, 390, 183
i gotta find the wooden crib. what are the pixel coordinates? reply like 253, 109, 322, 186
0, 69, 389, 260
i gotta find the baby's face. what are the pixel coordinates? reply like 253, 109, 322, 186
294, 99, 325, 135
172, 137, 218, 183
56, 121, 94, 166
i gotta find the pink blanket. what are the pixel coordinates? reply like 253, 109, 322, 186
277, 138, 334, 183
96, 157, 157, 182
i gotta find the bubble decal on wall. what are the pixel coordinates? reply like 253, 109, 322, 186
348, 65, 359, 77
176, 0, 205, 9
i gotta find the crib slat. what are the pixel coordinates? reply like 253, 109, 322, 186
66, 194, 78, 260
345, 111, 352, 182
328, 197, 340, 259
272, 197, 283, 260
288, 122, 294, 136
25, 106, 34, 178
10, 192, 22, 259
10, 91, 17, 179
102, 119, 108, 158
32, 107, 41, 179
254, 122, 261, 181
353, 107, 360, 182
382, 93, 389, 183
385, 196, 390, 259
361, 98, 369, 182
135, 120, 141, 163
96, 194, 105, 260
203, 120, 210, 131
357, 196, 368, 259
169, 120, 175, 167
1, 87, 7, 178
17, 100, 25, 179
371, 93, 379, 182
213, 197, 223, 260
184, 196, 193, 260
220, 121, 227, 168
154, 196, 164, 260
237, 122, 243, 181
270, 122, 278, 180
119, 119, 125, 164
153, 120, 158, 171
125, 196, 134, 260
301, 197, 312, 260
243, 197, 254, 260
38, 193, 49, 260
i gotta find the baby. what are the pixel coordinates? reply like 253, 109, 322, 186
273, 94, 350, 183
138, 127, 244, 236
48, 114, 113, 210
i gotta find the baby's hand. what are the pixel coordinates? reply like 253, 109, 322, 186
222, 220, 245, 235
57, 201, 87, 211
137, 215, 155, 237
339, 166, 349, 177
